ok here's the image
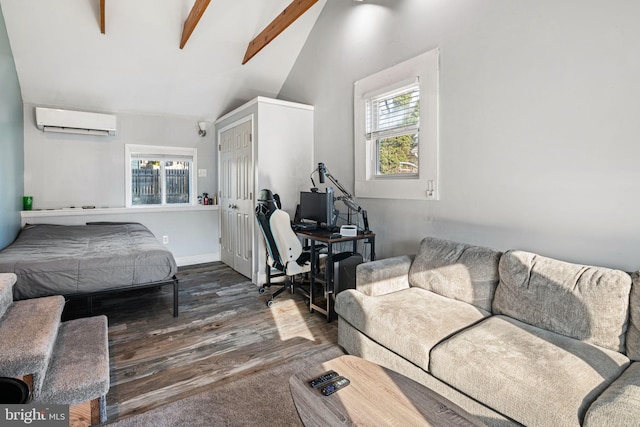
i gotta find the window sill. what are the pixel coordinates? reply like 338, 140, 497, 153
21, 205, 218, 219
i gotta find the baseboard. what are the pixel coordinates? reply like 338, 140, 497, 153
175, 253, 220, 267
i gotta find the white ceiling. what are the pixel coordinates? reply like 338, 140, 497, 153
0, 0, 326, 120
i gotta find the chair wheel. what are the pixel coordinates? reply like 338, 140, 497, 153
266, 299, 274, 308
258, 286, 265, 294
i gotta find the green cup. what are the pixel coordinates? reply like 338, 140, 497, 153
23, 196, 33, 211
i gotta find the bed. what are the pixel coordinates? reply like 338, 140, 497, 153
0, 222, 179, 316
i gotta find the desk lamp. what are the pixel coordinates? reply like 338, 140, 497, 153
311, 162, 370, 233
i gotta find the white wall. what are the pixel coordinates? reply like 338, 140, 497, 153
23, 104, 217, 208
22, 103, 219, 264
279, 0, 640, 271
0, 4, 23, 249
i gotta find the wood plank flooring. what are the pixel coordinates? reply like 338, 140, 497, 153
62, 262, 339, 424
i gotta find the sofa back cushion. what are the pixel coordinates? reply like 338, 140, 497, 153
408, 237, 502, 312
625, 273, 640, 360
493, 250, 631, 353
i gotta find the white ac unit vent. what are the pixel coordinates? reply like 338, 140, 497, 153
35, 107, 117, 136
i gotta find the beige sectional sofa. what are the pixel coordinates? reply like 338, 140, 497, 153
335, 236, 640, 427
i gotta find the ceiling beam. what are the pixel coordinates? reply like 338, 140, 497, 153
242, 0, 318, 65
100, 0, 105, 34
180, 0, 211, 49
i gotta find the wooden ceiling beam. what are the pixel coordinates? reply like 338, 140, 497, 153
100, 0, 105, 34
180, 0, 211, 49
242, 0, 318, 65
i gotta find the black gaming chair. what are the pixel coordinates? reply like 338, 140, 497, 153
255, 189, 313, 307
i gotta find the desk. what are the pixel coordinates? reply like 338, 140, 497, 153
296, 229, 375, 321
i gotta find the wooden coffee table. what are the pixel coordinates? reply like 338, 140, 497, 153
289, 355, 484, 426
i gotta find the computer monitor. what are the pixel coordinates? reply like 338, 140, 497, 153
299, 189, 337, 229
299, 191, 326, 223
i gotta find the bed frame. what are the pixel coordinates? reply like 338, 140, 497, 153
66, 275, 180, 317
0, 223, 181, 318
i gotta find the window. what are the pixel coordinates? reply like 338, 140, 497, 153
366, 84, 420, 177
354, 48, 439, 200
125, 145, 197, 207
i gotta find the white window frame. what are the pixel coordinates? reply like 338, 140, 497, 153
367, 82, 420, 178
125, 144, 198, 208
354, 48, 439, 200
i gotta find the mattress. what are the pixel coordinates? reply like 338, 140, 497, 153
0, 222, 178, 300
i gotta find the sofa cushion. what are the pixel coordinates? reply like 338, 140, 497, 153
626, 272, 640, 361
583, 362, 640, 427
334, 287, 489, 371
408, 237, 502, 312
493, 250, 631, 352
0, 273, 16, 320
430, 315, 630, 427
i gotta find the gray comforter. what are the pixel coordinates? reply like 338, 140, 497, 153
0, 222, 178, 300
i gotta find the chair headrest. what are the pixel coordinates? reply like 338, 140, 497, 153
258, 189, 276, 203
257, 189, 280, 212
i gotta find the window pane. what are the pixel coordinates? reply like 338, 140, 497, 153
376, 133, 419, 176
131, 160, 161, 205
165, 161, 191, 204
369, 86, 420, 177
373, 88, 420, 131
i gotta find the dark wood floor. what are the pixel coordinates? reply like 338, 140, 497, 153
62, 262, 339, 423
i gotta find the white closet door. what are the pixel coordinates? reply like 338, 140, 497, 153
219, 120, 253, 278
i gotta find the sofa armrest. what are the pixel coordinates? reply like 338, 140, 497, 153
584, 362, 640, 426
356, 255, 415, 296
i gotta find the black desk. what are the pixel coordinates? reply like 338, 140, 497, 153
296, 230, 375, 322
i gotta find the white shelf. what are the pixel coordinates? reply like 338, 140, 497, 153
22, 205, 219, 219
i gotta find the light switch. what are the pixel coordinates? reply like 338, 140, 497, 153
198, 169, 207, 177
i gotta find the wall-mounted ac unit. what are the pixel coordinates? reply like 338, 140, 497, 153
35, 107, 117, 136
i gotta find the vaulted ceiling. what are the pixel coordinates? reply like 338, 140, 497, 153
0, 0, 327, 120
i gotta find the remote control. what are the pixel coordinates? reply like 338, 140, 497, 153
308, 370, 339, 388
320, 376, 350, 396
